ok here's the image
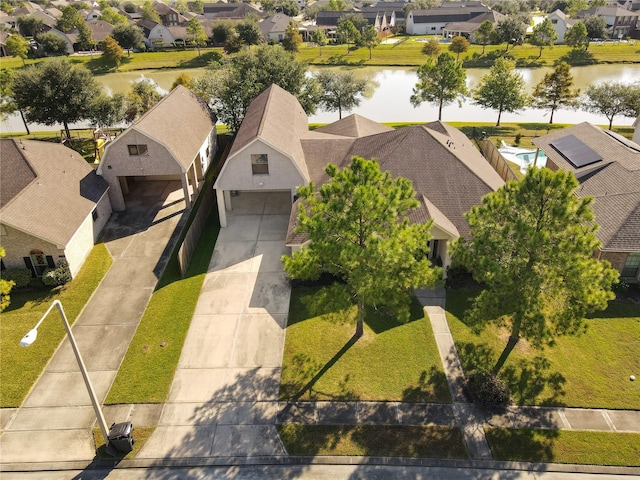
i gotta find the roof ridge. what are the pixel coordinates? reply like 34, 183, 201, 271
256, 85, 277, 138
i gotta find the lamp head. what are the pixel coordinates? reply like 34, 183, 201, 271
20, 329, 38, 347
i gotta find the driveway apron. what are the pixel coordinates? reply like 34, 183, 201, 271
0, 180, 188, 464
138, 192, 292, 459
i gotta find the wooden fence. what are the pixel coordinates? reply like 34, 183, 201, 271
479, 138, 519, 183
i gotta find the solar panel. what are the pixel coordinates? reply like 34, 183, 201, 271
549, 134, 602, 169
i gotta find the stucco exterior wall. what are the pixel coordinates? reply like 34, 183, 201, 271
92, 191, 112, 242
406, 16, 448, 35
63, 214, 95, 278
216, 141, 306, 192
0, 224, 61, 270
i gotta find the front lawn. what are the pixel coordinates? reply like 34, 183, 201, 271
0, 244, 113, 407
278, 424, 468, 458
279, 284, 450, 403
486, 428, 640, 466
446, 287, 640, 409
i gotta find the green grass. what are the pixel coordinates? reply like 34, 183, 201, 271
446, 287, 640, 409
93, 426, 155, 459
486, 428, 640, 466
278, 424, 468, 458
0, 244, 113, 407
279, 284, 451, 402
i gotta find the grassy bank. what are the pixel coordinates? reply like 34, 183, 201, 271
446, 287, 640, 409
0, 244, 113, 407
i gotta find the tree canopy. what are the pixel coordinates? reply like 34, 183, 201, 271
421, 38, 441, 57
124, 79, 164, 122
448, 35, 470, 62
11, 59, 101, 138
282, 156, 442, 337
532, 62, 579, 124
102, 35, 124, 69
194, 44, 318, 133
111, 23, 144, 56
187, 18, 208, 56
472, 57, 529, 126
38, 32, 69, 56
315, 70, 368, 119
496, 16, 526, 51
529, 18, 557, 57
282, 21, 302, 53
475, 20, 495, 54
6, 34, 29, 65
583, 81, 640, 129
410, 53, 467, 121
452, 168, 618, 374
361, 24, 380, 59
565, 22, 588, 50
311, 28, 328, 56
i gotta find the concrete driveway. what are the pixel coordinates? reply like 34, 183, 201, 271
138, 191, 293, 459
0, 180, 188, 464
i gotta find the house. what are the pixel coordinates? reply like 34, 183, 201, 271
199, 2, 261, 20
260, 13, 292, 43
405, 4, 491, 35
442, 10, 505, 42
153, 1, 187, 27
0, 139, 112, 278
97, 85, 217, 212
67, 19, 115, 49
533, 123, 640, 282
39, 27, 75, 54
213, 84, 505, 275
575, 6, 640, 39
547, 9, 575, 44
138, 19, 177, 47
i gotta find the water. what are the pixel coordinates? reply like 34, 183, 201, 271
2, 63, 639, 133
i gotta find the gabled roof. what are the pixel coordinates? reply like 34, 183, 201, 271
260, 13, 291, 35
534, 123, 640, 252
444, 10, 505, 32
99, 85, 215, 172
68, 19, 114, 42
409, 5, 490, 23
226, 84, 310, 180
314, 114, 394, 138
0, 139, 109, 246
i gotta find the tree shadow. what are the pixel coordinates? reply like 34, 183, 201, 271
586, 299, 640, 319
401, 365, 450, 403
177, 50, 223, 68
556, 49, 596, 66
485, 427, 559, 463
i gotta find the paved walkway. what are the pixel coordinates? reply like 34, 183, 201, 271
0, 180, 188, 464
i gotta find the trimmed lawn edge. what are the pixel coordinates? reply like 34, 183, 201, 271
277, 424, 468, 458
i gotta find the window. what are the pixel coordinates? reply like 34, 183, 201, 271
251, 154, 269, 174
621, 253, 640, 278
128, 144, 149, 156
551, 19, 558, 24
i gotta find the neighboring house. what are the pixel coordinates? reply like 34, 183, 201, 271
213, 84, 505, 275
84, 7, 102, 20
0, 30, 9, 56
199, 2, 261, 20
67, 19, 115, 49
443, 10, 505, 42
576, 6, 640, 39
316, 9, 394, 34
260, 13, 291, 43
0, 139, 112, 278
533, 123, 640, 282
97, 85, 217, 212
31, 9, 59, 28
548, 9, 575, 44
153, 1, 186, 26
405, 4, 491, 35
39, 27, 75, 54
138, 19, 177, 47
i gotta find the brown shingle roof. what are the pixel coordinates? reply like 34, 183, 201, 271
314, 114, 394, 138
534, 123, 640, 252
126, 85, 216, 171
0, 139, 109, 246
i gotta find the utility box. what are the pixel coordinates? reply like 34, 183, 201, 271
108, 421, 134, 454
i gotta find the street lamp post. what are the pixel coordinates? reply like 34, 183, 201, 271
20, 300, 111, 448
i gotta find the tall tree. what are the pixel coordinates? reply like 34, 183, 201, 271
0, 68, 29, 133
583, 81, 640, 129
235, 18, 263, 46
38, 32, 69, 56
564, 21, 588, 50
187, 18, 208, 56
496, 16, 526, 51
282, 20, 302, 53
124, 79, 163, 122
171, 72, 194, 90
566, 0, 588, 16
472, 57, 529, 126
532, 62, 579, 124
77, 19, 96, 51
191, 0, 204, 14
361, 24, 380, 59
337, 17, 360, 53
212, 21, 234, 45
56, 5, 82, 31
89, 92, 126, 129
141, 0, 161, 22
101, 35, 124, 68
529, 17, 557, 57
411, 53, 467, 121
282, 156, 442, 338
11, 59, 101, 138
448, 35, 470, 62
194, 44, 319, 132
452, 168, 618, 375
6, 33, 29, 66
583, 15, 607, 48
17, 15, 43, 36
311, 28, 328, 57
475, 20, 495, 54
315, 70, 368, 119
99, 7, 128, 25
111, 23, 143, 56
421, 37, 441, 57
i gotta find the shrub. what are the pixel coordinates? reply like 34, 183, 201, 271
1, 268, 32, 288
465, 370, 510, 409
514, 133, 522, 145
445, 263, 475, 289
42, 260, 71, 287
612, 279, 629, 294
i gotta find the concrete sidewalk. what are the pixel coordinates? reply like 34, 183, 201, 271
0, 180, 188, 464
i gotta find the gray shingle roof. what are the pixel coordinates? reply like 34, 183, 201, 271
0, 139, 109, 246
314, 114, 394, 138
534, 122, 640, 252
